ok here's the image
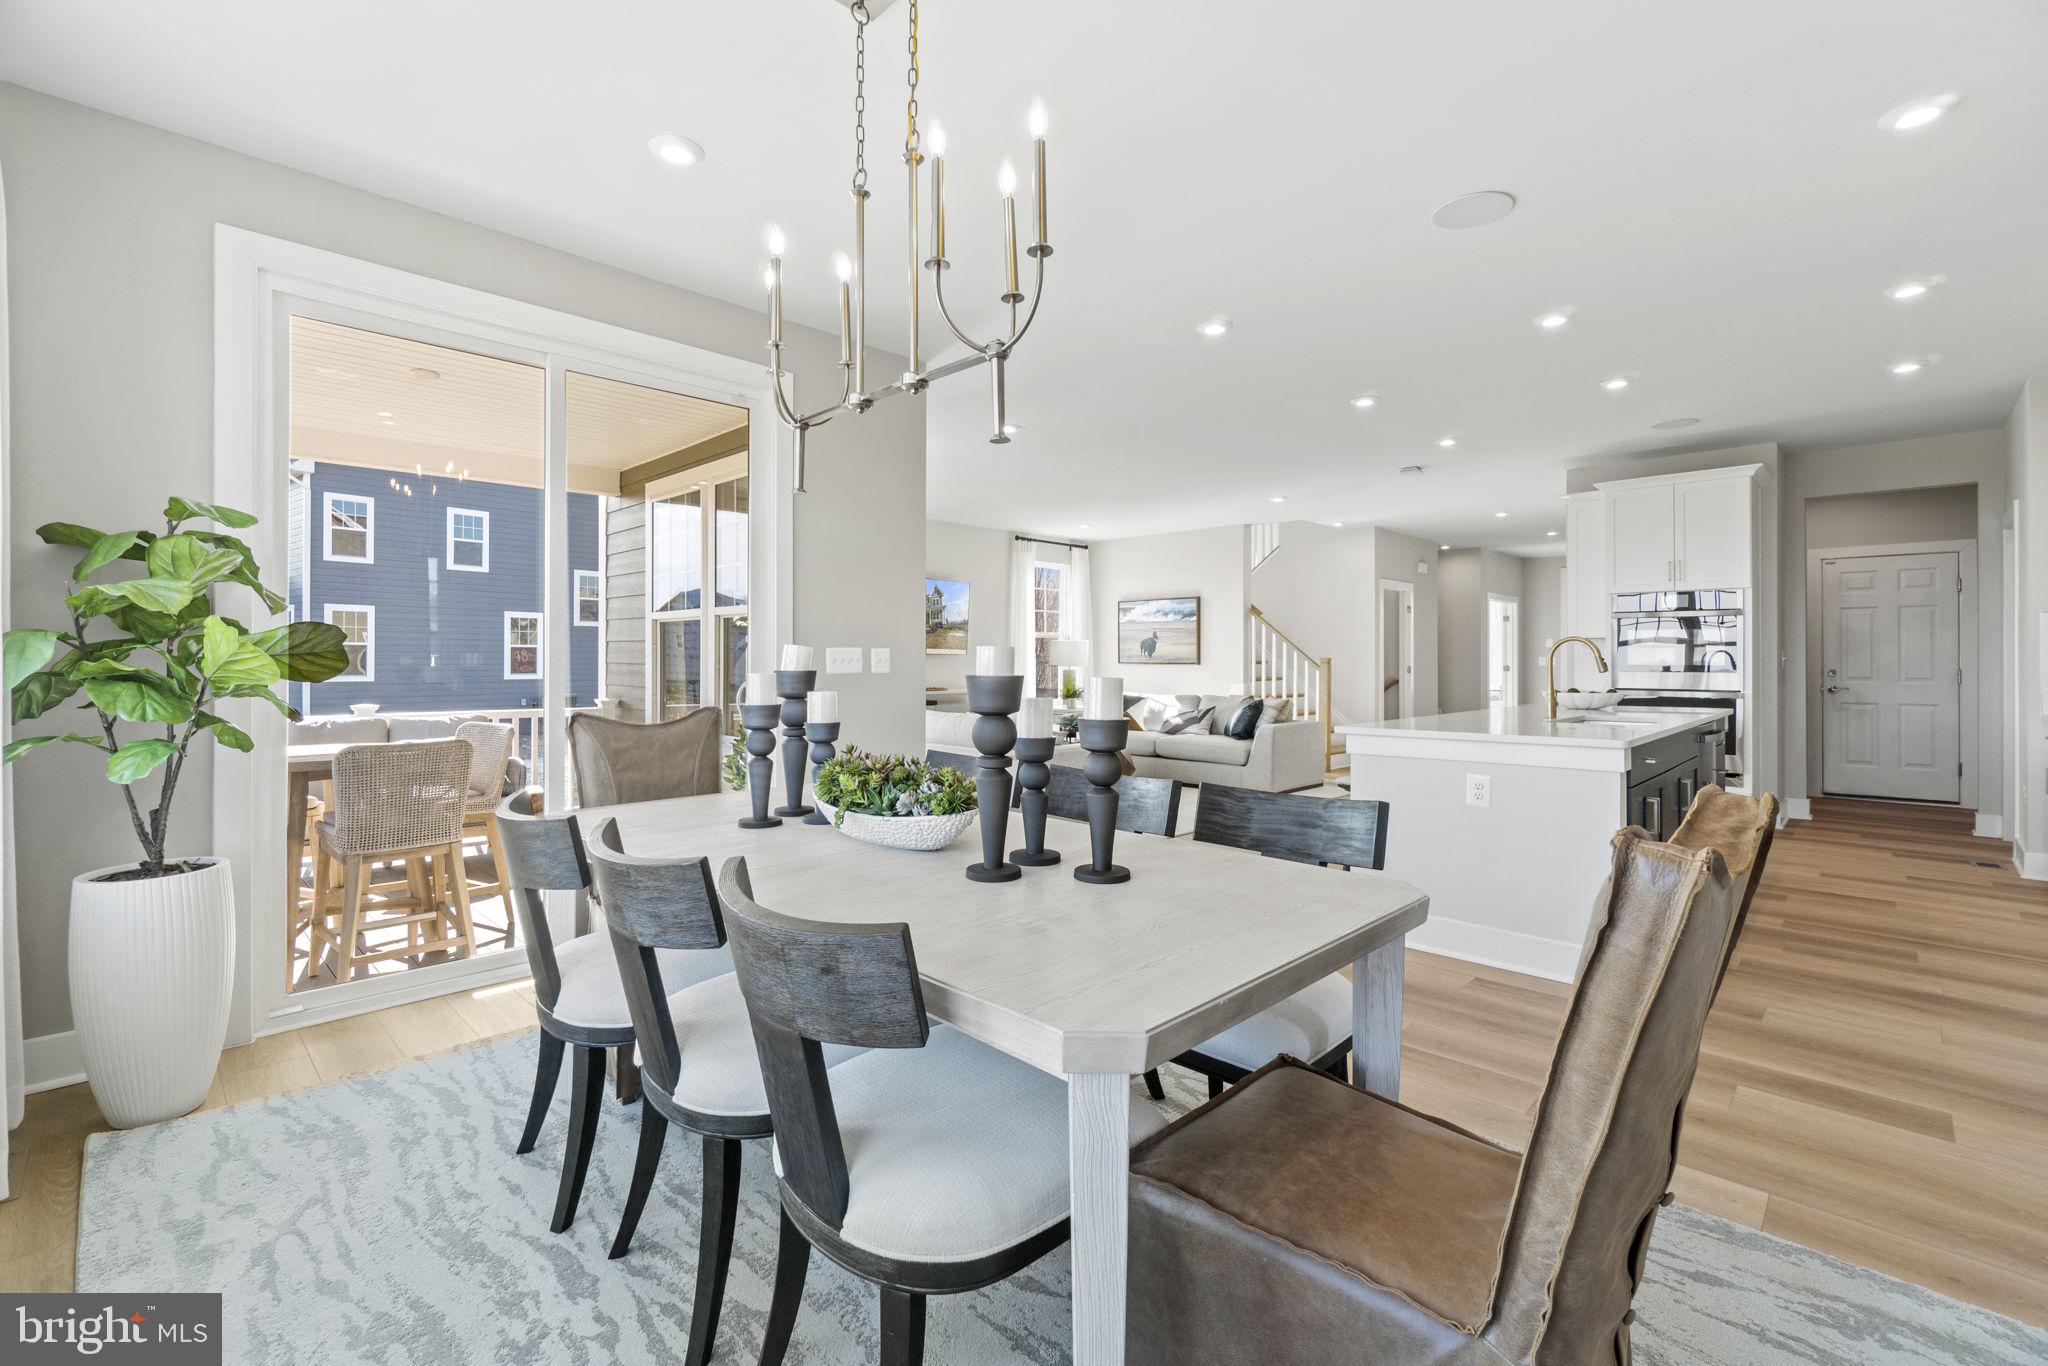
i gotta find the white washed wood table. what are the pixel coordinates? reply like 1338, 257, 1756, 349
587, 789, 1429, 1366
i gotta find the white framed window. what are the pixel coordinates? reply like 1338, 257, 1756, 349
323, 493, 374, 563
1032, 562, 1065, 696
446, 507, 489, 572
574, 570, 602, 626
504, 611, 542, 680
324, 604, 375, 680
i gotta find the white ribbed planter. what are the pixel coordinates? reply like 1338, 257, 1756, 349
69, 857, 236, 1129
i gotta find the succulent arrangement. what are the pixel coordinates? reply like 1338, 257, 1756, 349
721, 734, 748, 791
812, 746, 976, 826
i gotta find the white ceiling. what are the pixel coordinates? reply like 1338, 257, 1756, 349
5, 1, 2045, 556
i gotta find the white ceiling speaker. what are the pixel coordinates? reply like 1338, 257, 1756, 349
1650, 417, 1699, 430
1431, 190, 1517, 229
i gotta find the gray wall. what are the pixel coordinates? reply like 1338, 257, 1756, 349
1089, 525, 1246, 694
1807, 485, 1978, 549
1519, 557, 1566, 707
1370, 529, 1443, 719
923, 519, 1016, 693
0, 82, 922, 1039
1437, 548, 1525, 713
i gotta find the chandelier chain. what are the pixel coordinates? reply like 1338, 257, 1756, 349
851, 1, 869, 191
905, 0, 920, 157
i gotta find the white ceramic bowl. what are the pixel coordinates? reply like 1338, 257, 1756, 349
813, 799, 977, 852
1556, 690, 1623, 713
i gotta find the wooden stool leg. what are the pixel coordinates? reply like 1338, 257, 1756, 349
336, 855, 368, 982
304, 843, 334, 985
446, 841, 475, 958
486, 811, 515, 946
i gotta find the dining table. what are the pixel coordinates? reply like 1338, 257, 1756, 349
585, 787, 1430, 1366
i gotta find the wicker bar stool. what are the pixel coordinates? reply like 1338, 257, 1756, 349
307, 739, 475, 983
455, 721, 519, 943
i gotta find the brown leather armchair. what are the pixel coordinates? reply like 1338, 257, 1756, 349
567, 708, 724, 807
1125, 788, 1777, 1366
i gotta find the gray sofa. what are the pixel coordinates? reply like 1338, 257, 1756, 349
926, 692, 1325, 793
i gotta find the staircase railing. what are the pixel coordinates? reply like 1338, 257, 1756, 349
1246, 604, 1334, 764
1248, 522, 1280, 573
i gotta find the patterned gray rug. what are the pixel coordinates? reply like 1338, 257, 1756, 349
79, 1036, 2047, 1366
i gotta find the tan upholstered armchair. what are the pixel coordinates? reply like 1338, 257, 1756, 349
1125, 787, 1777, 1366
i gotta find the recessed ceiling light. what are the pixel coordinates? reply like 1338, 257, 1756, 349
1534, 307, 1576, 330
409, 367, 441, 381
1332, 521, 1346, 528
1494, 511, 1509, 518
1651, 417, 1700, 430
1349, 394, 1378, 409
647, 133, 706, 167
1600, 376, 1632, 391
1437, 437, 1457, 449
1885, 275, 1944, 301
1196, 318, 1231, 338
1890, 357, 1936, 375
1440, 544, 1451, 551
1269, 495, 1286, 503
1881, 93, 1959, 133
1546, 530, 1559, 537
1431, 190, 1517, 229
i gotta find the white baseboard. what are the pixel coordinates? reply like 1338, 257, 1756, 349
1973, 812, 2004, 840
1405, 916, 1579, 983
1780, 797, 1812, 823
2016, 837, 2048, 881
23, 1030, 84, 1095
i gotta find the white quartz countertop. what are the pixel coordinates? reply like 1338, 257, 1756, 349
1337, 704, 1724, 751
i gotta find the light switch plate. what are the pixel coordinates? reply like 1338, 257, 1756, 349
870, 647, 892, 674
1465, 773, 1491, 808
825, 647, 863, 674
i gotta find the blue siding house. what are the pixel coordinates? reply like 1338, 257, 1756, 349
289, 463, 601, 716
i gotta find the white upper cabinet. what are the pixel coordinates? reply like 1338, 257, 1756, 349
1674, 478, 1751, 587
1608, 485, 1676, 591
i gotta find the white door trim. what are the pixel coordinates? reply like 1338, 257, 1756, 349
1486, 592, 1519, 706
1377, 579, 1416, 723
1811, 540, 1974, 806
212, 225, 793, 1046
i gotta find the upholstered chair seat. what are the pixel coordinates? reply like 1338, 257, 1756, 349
773, 1024, 1166, 1266
656, 972, 863, 1120
546, 933, 731, 1034
1188, 974, 1353, 1073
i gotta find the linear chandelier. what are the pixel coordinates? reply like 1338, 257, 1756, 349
766, 0, 1051, 490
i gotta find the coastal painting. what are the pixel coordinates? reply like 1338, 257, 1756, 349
1118, 596, 1201, 664
925, 577, 970, 654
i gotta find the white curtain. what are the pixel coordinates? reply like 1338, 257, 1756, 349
1010, 537, 1038, 696
1, 156, 21, 1169
1066, 545, 1093, 671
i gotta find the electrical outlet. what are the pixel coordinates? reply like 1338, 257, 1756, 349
1465, 773, 1491, 809
825, 647, 863, 674
870, 647, 892, 674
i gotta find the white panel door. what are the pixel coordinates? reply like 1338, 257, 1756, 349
1608, 485, 1676, 591
1675, 478, 1751, 587
1822, 552, 1961, 802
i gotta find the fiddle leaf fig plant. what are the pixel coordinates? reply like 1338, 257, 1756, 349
2, 498, 351, 879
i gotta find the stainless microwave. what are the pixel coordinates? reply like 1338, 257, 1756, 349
1611, 590, 1744, 693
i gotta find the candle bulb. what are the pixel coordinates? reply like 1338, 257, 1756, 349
747, 672, 775, 705
974, 644, 1014, 676
835, 255, 853, 365
1028, 101, 1048, 248
929, 123, 947, 260
806, 690, 839, 725
766, 263, 782, 347
780, 644, 815, 671
1084, 676, 1124, 722
1019, 696, 1053, 740
998, 161, 1020, 298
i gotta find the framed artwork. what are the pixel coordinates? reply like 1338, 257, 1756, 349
1117, 596, 1201, 664
925, 577, 970, 654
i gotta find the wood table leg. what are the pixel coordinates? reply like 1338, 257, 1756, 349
1068, 1071, 1131, 1366
1353, 933, 1406, 1100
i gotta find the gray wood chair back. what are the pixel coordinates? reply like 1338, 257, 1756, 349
569, 708, 723, 806
922, 748, 977, 778
1192, 785, 1390, 870
1044, 763, 1182, 836
492, 788, 588, 1010
716, 855, 929, 1230
583, 815, 727, 1101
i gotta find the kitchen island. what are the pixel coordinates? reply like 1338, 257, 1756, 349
1336, 704, 1726, 980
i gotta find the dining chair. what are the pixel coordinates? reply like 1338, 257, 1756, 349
584, 823, 866, 1364
1140, 786, 1389, 1101
569, 709, 723, 806
1122, 793, 1779, 1366
493, 792, 736, 1239
1044, 763, 1183, 836
307, 740, 474, 983
455, 721, 518, 943
920, 748, 978, 779
715, 855, 1167, 1366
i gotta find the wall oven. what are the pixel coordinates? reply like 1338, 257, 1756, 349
1612, 590, 1744, 784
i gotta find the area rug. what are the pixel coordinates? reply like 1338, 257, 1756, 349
79, 1037, 2047, 1366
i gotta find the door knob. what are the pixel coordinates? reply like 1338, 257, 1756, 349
1825, 685, 1846, 694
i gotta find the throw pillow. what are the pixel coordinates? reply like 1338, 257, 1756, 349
1127, 696, 1174, 731
1160, 706, 1214, 736
1224, 696, 1265, 739
1253, 696, 1295, 731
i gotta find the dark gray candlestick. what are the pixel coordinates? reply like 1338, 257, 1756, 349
1010, 736, 1061, 867
738, 702, 783, 830
1074, 717, 1130, 884
964, 674, 1024, 883
802, 721, 840, 826
774, 669, 817, 818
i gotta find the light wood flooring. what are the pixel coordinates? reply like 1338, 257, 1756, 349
3, 797, 2044, 1327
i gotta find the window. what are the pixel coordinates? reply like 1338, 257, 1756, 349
323, 493, 373, 563
446, 508, 489, 572
1032, 563, 1065, 696
504, 612, 541, 679
574, 570, 601, 626
646, 457, 750, 732
324, 605, 375, 680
